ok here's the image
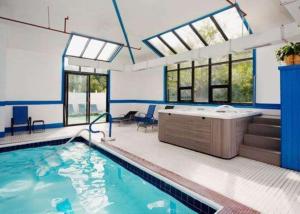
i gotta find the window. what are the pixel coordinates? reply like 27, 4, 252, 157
65, 34, 123, 62
213, 7, 249, 40
194, 66, 209, 102
148, 37, 174, 56
192, 18, 224, 45
166, 51, 253, 104
144, 5, 250, 56
97, 43, 120, 61
66, 35, 89, 57
175, 26, 205, 49
82, 40, 105, 59
167, 70, 178, 102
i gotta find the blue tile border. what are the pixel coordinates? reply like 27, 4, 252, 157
0, 137, 217, 213
0, 138, 71, 153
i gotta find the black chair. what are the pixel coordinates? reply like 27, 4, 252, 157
113, 111, 138, 125
11, 106, 31, 136
165, 105, 175, 109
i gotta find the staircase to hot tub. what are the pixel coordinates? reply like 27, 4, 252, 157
239, 115, 281, 166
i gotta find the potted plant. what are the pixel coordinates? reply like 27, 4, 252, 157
276, 43, 295, 65
294, 42, 300, 64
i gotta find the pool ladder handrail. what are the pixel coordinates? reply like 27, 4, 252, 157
67, 112, 114, 145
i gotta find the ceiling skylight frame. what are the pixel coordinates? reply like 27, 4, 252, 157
143, 4, 251, 57
64, 33, 124, 62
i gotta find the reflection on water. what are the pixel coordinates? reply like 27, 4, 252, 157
0, 142, 196, 214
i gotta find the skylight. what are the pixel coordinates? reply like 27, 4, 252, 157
213, 7, 249, 40
66, 35, 89, 57
82, 40, 105, 59
97, 43, 120, 61
192, 18, 225, 45
144, 5, 251, 57
160, 32, 188, 53
65, 34, 123, 62
175, 26, 205, 49
148, 37, 175, 56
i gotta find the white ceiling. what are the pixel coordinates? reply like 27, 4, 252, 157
0, 0, 294, 62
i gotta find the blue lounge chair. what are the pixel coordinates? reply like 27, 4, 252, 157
68, 104, 76, 116
78, 104, 86, 115
90, 104, 101, 115
11, 106, 31, 136
135, 105, 157, 131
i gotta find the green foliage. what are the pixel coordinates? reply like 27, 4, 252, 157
294, 42, 300, 55
68, 75, 106, 93
276, 42, 300, 61
167, 57, 253, 104
232, 61, 253, 103
90, 76, 106, 93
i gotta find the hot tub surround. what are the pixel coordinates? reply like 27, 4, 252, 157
158, 107, 262, 159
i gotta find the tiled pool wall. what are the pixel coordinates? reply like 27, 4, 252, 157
0, 137, 217, 214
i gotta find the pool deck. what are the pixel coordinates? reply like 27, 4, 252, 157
1, 123, 300, 214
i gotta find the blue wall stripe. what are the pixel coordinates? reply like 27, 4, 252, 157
0, 132, 5, 138
4, 101, 62, 105
5, 123, 63, 134
112, 0, 136, 64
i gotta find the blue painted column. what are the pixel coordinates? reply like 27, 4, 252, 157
279, 65, 300, 171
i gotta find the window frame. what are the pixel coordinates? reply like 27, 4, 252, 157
143, 4, 251, 57
165, 53, 254, 105
65, 34, 124, 63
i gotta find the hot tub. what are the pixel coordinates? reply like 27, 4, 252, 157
158, 106, 262, 159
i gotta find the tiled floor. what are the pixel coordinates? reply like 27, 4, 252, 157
1, 124, 300, 214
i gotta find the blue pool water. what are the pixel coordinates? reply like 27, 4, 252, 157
0, 142, 197, 213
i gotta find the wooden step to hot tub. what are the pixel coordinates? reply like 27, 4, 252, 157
239, 115, 281, 166
252, 115, 281, 126
248, 123, 281, 138
239, 144, 281, 166
244, 134, 280, 151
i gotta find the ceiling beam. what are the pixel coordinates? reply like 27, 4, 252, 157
112, 0, 136, 64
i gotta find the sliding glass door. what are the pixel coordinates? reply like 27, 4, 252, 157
89, 74, 107, 123
64, 72, 108, 126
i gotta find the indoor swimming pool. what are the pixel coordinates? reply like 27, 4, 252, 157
0, 141, 215, 213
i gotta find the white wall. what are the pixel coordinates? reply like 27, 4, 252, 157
0, 24, 7, 134
256, 44, 281, 104
5, 49, 62, 101
0, 22, 68, 130
110, 67, 164, 117
110, 67, 164, 100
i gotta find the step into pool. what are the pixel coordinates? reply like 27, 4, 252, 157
0, 140, 218, 213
